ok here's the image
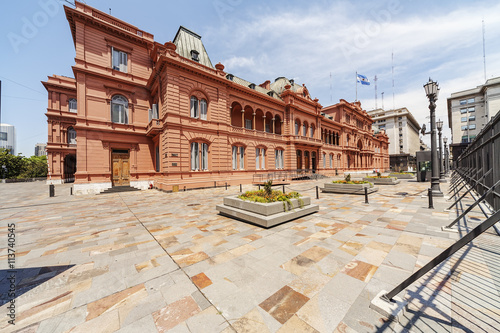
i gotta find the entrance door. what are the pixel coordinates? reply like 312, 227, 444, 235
296, 150, 302, 170
304, 151, 310, 170
311, 152, 316, 172
112, 151, 130, 186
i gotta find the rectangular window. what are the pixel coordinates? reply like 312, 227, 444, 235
469, 124, 476, 130
275, 149, 284, 169
323, 153, 326, 168
191, 142, 199, 171
112, 47, 127, 72
245, 119, 252, 129
239, 147, 245, 169
69, 99, 77, 113
461, 117, 467, 122
469, 115, 476, 121
460, 108, 467, 114
256, 148, 260, 170
459, 99, 467, 105
0, 132, 7, 141
467, 98, 475, 104
468, 107, 475, 112
461, 136, 469, 143
329, 154, 333, 168
232, 146, 237, 170
461, 125, 468, 130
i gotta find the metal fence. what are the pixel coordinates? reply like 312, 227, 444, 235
454, 111, 500, 211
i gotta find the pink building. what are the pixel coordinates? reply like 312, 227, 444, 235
43, 1, 389, 194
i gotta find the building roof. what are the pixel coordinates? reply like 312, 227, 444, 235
367, 107, 421, 131
173, 26, 213, 68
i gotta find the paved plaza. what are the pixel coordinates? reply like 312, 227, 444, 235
0, 178, 499, 332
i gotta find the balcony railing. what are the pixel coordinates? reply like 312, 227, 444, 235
146, 119, 162, 137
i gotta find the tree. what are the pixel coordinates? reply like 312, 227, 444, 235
0, 148, 25, 179
19, 155, 48, 178
0, 149, 48, 179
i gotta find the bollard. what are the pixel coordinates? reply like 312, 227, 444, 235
214, 181, 216, 188
240, 184, 242, 192
258, 185, 261, 190
70, 187, 73, 195
364, 187, 369, 204
316, 186, 319, 199
225, 182, 227, 190
184, 186, 186, 192
49, 184, 55, 197
282, 185, 285, 193
428, 188, 434, 209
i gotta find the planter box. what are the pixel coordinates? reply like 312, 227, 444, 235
389, 173, 415, 179
216, 195, 318, 228
322, 182, 378, 194
362, 177, 400, 185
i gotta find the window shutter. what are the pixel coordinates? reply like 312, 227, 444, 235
262, 149, 265, 169
152, 104, 158, 119
120, 52, 128, 72
202, 143, 208, 170
239, 147, 244, 170
255, 148, 260, 170
232, 146, 237, 170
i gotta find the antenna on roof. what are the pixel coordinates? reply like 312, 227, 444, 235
330, 72, 332, 103
391, 51, 395, 110
374, 75, 378, 109
109, 8, 111, 15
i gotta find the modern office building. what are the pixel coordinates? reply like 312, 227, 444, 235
34, 143, 47, 157
43, 1, 389, 194
447, 76, 500, 161
367, 108, 421, 171
0, 123, 16, 155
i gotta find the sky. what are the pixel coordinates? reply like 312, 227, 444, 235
1, 0, 499, 156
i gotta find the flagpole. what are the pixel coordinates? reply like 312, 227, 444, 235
355, 71, 358, 101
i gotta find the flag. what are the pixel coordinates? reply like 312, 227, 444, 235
357, 74, 370, 85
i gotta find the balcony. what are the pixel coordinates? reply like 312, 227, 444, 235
146, 119, 162, 137
292, 136, 323, 147
229, 126, 280, 139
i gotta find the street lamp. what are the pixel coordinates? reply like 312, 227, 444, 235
443, 136, 449, 175
423, 78, 443, 196
436, 119, 445, 182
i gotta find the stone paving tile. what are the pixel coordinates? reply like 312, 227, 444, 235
0, 178, 499, 332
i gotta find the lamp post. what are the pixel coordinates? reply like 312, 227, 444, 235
443, 136, 449, 175
423, 78, 443, 196
436, 119, 446, 182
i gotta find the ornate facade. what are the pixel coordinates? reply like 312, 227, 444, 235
43, 1, 389, 194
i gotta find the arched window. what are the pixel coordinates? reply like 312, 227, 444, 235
302, 123, 307, 136
68, 127, 76, 145
69, 98, 77, 113
111, 95, 128, 124
255, 147, 266, 170
295, 120, 300, 136
190, 96, 208, 120
310, 125, 314, 138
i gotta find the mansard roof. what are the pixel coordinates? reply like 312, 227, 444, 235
173, 26, 213, 68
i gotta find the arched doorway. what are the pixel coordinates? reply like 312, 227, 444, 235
64, 154, 76, 182
304, 151, 310, 170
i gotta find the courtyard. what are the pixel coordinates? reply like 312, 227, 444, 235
0, 178, 499, 332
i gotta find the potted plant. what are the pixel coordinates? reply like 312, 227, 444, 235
322, 174, 377, 194
216, 180, 318, 228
